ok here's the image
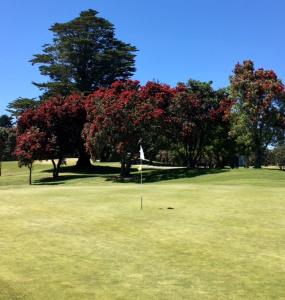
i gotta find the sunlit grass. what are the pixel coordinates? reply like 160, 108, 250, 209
0, 161, 284, 299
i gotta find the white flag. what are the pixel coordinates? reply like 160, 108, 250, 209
139, 145, 145, 160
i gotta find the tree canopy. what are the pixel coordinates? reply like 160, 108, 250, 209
7, 97, 39, 119
84, 80, 176, 176
30, 9, 137, 98
0, 114, 12, 127
17, 94, 87, 179
230, 60, 285, 168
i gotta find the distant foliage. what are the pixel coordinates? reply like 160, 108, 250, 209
273, 145, 285, 170
0, 127, 16, 172
0, 128, 9, 176
2, 128, 16, 161
0, 115, 12, 128
7, 98, 39, 119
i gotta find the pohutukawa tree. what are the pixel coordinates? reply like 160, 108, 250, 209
16, 127, 51, 184
84, 80, 141, 177
170, 80, 232, 168
84, 80, 176, 177
137, 82, 176, 161
230, 60, 285, 168
17, 94, 86, 179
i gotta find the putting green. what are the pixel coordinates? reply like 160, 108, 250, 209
0, 161, 284, 299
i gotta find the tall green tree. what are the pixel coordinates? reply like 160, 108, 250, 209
30, 9, 137, 98
230, 60, 285, 168
7, 97, 39, 119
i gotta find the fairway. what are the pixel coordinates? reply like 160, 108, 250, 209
0, 162, 284, 299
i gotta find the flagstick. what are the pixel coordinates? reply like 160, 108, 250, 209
140, 157, 143, 210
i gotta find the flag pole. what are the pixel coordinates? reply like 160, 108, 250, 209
140, 156, 143, 210
139, 145, 145, 210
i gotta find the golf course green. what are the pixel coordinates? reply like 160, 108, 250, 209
0, 161, 284, 299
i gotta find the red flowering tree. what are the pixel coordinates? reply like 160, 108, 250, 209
85, 80, 141, 177
170, 80, 232, 167
16, 127, 53, 184
230, 60, 285, 168
136, 82, 176, 161
84, 80, 176, 176
17, 94, 87, 179
199, 88, 236, 168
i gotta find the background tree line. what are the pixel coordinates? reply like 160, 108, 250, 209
1, 9, 285, 183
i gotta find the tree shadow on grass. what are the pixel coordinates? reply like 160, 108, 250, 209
34, 174, 98, 185
107, 167, 230, 184
262, 167, 283, 172
41, 164, 123, 175
35, 165, 126, 185
36, 164, 229, 185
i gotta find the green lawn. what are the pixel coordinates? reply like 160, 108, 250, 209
0, 161, 284, 299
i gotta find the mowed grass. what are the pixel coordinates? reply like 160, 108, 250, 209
0, 161, 284, 299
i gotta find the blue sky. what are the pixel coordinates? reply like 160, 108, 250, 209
1, 0, 284, 114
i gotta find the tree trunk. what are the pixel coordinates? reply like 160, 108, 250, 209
120, 158, 132, 178
253, 130, 264, 168
52, 159, 57, 179
254, 148, 263, 168
76, 148, 91, 169
99, 147, 111, 162
28, 163, 32, 185
184, 143, 198, 168
52, 158, 63, 179
186, 156, 196, 168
